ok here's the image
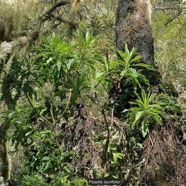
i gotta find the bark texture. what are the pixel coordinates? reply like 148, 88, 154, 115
0, 74, 15, 186
0, 123, 11, 186
115, 0, 154, 65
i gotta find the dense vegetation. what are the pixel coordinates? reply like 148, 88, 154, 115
0, 0, 185, 185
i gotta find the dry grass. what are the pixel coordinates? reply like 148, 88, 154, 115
0, 0, 38, 34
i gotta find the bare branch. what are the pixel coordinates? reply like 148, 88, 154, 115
102, 109, 110, 166
38, 0, 70, 28
164, 10, 182, 26
53, 89, 72, 126
0, 31, 39, 75
24, 92, 53, 127
154, 6, 181, 10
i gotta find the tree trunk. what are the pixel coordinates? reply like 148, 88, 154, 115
115, 0, 154, 65
0, 74, 15, 186
0, 123, 11, 186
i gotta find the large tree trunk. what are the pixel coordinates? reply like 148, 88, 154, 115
115, 0, 154, 65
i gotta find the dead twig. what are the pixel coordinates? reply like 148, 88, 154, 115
24, 91, 53, 126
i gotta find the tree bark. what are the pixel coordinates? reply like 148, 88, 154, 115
0, 74, 15, 186
115, 0, 154, 65
0, 123, 11, 186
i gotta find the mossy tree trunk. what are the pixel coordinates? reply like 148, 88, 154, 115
0, 123, 11, 185
0, 74, 15, 186
115, 0, 154, 65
